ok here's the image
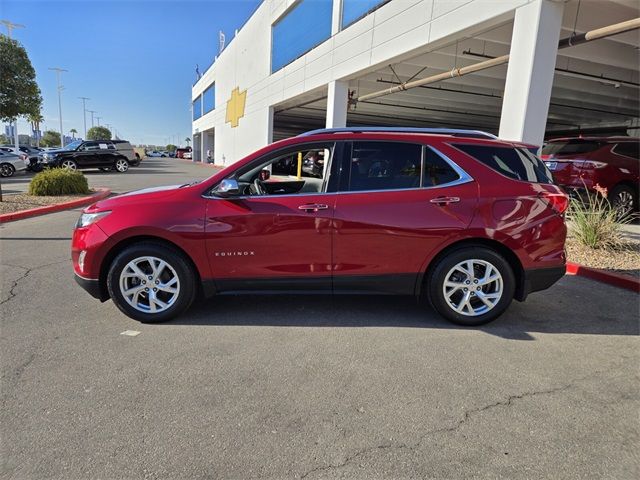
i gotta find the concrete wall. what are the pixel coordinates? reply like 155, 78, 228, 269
193, 0, 536, 165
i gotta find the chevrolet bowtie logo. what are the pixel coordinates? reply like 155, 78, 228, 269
225, 86, 247, 128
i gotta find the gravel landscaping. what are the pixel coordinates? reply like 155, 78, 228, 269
0, 192, 94, 215
566, 235, 640, 278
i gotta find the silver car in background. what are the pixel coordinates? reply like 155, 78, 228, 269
0, 150, 27, 177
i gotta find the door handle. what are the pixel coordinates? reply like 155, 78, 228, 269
298, 203, 329, 212
430, 196, 460, 206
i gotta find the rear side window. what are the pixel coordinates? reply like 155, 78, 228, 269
455, 144, 553, 184
541, 140, 602, 156
613, 142, 639, 160
347, 142, 422, 191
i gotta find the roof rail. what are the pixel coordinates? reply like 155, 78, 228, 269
298, 127, 498, 139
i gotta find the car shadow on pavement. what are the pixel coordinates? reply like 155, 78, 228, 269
168, 276, 639, 340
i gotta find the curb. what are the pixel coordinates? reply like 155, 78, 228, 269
0, 188, 111, 224
566, 262, 640, 293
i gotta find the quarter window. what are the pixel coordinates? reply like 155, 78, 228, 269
347, 142, 422, 192
424, 148, 460, 187
455, 144, 553, 184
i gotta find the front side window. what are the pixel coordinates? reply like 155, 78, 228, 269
346, 141, 422, 192
233, 143, 335, 196
81, 142, 100, 151
271, 0, 332, 72
455, 144, 553, 184
613, 142, 639, 160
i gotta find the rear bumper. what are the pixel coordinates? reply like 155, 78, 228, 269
74, 273, 109, 301
517, 265, 566, 301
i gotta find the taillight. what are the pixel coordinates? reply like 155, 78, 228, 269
540, 191, 569, 214
573, 160, 606, 169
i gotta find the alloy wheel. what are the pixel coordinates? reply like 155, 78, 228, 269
119, 256, 180, 314
115, 159, 129, 172
0, 164, 15, 177
612, 190, 634, 216
442, 259, 503, 316
61, 160, 77, 170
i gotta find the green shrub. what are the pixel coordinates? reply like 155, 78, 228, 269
568, 186, 630, 250
28, 169, 90, 196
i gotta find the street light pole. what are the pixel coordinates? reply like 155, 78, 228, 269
78, 97, 90, 139
96, 116, 101, 126
87, 110, 96, 128
1, 20, 25, 38
48, 67, 68, 147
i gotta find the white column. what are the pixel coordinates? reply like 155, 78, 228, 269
331, 0, 343, 35
498, 0, 564, 147
200, 133, 204, 162
326, 80, 349, 128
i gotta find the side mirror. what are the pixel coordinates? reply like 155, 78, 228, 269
259, 169, 271, 181
214, 178, 240, 197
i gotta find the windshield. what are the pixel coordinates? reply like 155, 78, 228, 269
62, 140, 83, 151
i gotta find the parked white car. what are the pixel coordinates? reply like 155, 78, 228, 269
183, 151, 192, 159
146, 150, 167, 158
0, 150, 27, 177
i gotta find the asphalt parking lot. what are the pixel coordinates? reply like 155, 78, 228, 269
1, 158, 639, 479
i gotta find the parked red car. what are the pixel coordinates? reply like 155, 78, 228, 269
72, 128, 568, 326
175, 147, 192, 159
541, 137, 639, 214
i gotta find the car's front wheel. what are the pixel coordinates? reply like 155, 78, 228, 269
107, 242, 197, 323
427, 247, 515, 326
0, 163, 15, 177
114, 158, 129, 173
61, 159, 78, 170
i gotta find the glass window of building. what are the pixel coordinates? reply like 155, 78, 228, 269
193, 95, 202, 120
272, 0, 332, 72
203, 84, 215, 114
342, 0, 388, 29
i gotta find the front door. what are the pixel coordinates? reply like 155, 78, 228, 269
332, 141, 478, 295
204, 142, 340, 293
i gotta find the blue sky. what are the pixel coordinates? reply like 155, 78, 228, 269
4, 0, 261, 146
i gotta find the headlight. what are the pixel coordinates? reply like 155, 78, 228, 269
75, 211, 111, 228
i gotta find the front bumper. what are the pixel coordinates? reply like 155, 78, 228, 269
517, 265, 566, 301
74, 273, 109, 301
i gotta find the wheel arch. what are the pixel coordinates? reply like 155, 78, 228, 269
98, 235, 207, 301
417, 237, 526, 301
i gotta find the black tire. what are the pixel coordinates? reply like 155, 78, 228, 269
609, 184, 637, 216
0, 163, 15, 177
426, 246, 515, 326
31, 163, 43, 173
107, 242, 197, 323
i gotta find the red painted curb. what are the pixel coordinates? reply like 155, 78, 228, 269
566, 261, 640, 293
0, 188, 111, 224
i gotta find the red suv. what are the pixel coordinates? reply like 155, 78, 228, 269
541, 137, 639, 214
72, 128, 568, 326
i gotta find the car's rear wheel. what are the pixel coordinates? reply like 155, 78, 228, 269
427, 247, 515, 326
61, 159, 77, 170
0, 163, 15, 177
114, 158, 129, 173
107, 242, 197, 323
609, 184, 637, 216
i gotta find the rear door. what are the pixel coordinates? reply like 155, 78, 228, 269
332, 141, 478, 295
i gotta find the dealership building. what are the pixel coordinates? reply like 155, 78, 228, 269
191, 0, 639, 165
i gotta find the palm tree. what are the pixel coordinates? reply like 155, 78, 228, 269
28, 112, 44, 147
185, 137, 191, 146
70, 128, 77, 139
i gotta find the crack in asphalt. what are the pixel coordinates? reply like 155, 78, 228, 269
297, 364, 625, 479
0, 260, 68, 306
